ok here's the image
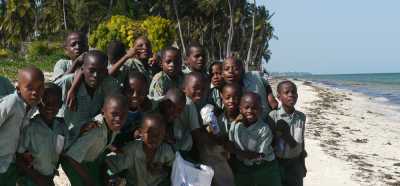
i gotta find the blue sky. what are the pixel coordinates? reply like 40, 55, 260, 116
259, 0, 400, 74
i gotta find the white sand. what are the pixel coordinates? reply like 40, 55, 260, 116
281, 79, 400, 186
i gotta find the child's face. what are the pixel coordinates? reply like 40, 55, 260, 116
102, 100, 128, 132
240, 95, 261, 124
223, 59, 242, 84
278, 83, 298, 108
222, 86, 240, 114
124, 78, 147, 111
64, 33, 88, 60
184, 77, 205, 103
134, 38, 152, 60
82, 56, 107, 88
39, 92, 61, 122
187, 47, 205, 72
161, 100, 185, 122
141, 119, 166, 150
210, 64, 223, 87
162, 50, 180, 78
17, 73, 44, 106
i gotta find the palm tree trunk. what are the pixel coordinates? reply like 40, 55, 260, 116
245, 0, 257, 72
172, 0, 186, 58
226, 0, 234, 57
63, 0, 68, 30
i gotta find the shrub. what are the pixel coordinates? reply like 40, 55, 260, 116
26, 41, 63, 58
142, 16, 175, 53
0, 48, 13, 58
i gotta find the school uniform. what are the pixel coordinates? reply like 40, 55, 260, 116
172, 97, 201, 153
269, 107, 307, 186
17, 116, 70, 185
62, 114, 118, 186
230, 119, 281, 186
208, 84, 223, 110
106, 140, 175, 186
0, 76, 14, 98
54, 74, 120, 140
149, 71, 183, 100
52, 59, 72, 80
0, 92, 38, 185
242, 71, 272, 115
117, 58, 153, 84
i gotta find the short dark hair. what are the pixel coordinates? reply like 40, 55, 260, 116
64, 31, 86, 47
277, 80, 297, 93
208, 62, 223, 75
123, 71, 148, 92
104, 94, 129, 109
43, 82, 62, 104
83, 50, 108, 67
107, 40, 126, 63
186, 43, 203, 57
161, 46, 180, 60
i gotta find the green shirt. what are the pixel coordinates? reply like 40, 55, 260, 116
116, 58, 153, 84
52, 59, 72, 80
231, 119, 275, 166
106, 140, 175, 186
18, 116, 70, 176
0, 76, 14, 98
242, 71, 271, 114
217, 113, 239, 141
149, 71, 183, 100
172, 97, 201, 151
208, 85, 223, 110
0, 92, 38, 173
65, 114, 118, 163
269, 107, 306, 159
54, 74, 120, 139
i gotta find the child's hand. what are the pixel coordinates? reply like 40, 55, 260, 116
133, 129, 141, 139
80, 121, 99, 134
276, 120, 291, 137
125, 47, 137, 58
22, 152, 33, 168
148, 163, 167, 175
73, 52, 86, 66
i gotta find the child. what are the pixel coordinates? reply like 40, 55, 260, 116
54, 50, 120, 140
105, 114, 175, 186
61, 94, 128, 186
208, 62, 224, 110
230, 92, 281, 186
108, 36, 154, 83
149, 47, 183, 100
183, 43, 206, 74
218, 83, 241, 139
0, 66, 44, 186
269, 80, 306, 186
113, 72, 159, 148
52, 32, 88, 80
17, 83, 69, 186
0, 75, 15, 98
222, 56, 278, 115
182, 72, 208, 111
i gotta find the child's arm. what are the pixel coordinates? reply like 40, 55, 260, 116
16, 153, 53, 186
266, 84, 279, 110
60, 155, 96, 186
108, 47, 137, 76
65, 53, 86, 75
66, 69, 83, 111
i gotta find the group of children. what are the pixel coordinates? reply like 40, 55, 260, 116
0, 32, 307, 186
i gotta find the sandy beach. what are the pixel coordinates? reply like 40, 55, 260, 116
272, 79, 400, 186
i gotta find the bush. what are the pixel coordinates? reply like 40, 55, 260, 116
89, 15, 176, 53
0, 48, 13, 58
26, 41, 63, 58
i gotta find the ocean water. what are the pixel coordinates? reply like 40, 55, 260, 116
297, 73, 400, 106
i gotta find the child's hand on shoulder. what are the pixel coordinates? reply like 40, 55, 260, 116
276, 119, 290, 137
80, 121, 100, 135
73, 52, 86, 66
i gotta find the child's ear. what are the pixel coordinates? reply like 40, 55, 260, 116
15, 82, 20, 93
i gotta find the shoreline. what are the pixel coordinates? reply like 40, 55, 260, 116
270, 78, 400, 186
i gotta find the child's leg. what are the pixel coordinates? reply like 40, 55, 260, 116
253, 160, 282, 186
230, 158, 255, 186
60, 159, 86, 186
279, 158, 304, 186
83, 161, 104, 186
0, 163, 18, 186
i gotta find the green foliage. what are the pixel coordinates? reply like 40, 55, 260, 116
89, 15, 145, 51
26, 41, 64, 58
89, 15, 175, 53
142, 16, 175, 53
0, 48, 12, 58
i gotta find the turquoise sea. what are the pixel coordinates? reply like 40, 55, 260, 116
297, 73, 400, 106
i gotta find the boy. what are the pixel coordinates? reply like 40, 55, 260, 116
105, 114, 175, 186
222, 56, 278, 115
269, 80, 307, 186
107, 40, 126, 66
61, 94, 128, 186
0, 76, 15, 98
182, 72, 208, 111
0, 66, 44, 186
183, 44, 206, 75
108, 36, 154, 83
52, 32, 88, 80
208, 62, 224, 109
17, 83, 69, 186
149, 47, 183, 100
54, 50, 120, 140
230, 92, 281, 186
